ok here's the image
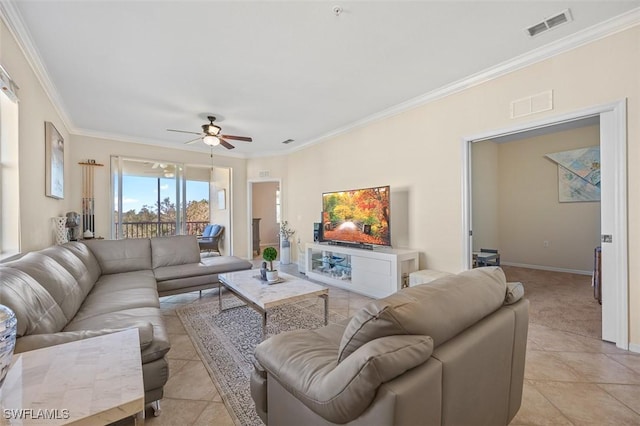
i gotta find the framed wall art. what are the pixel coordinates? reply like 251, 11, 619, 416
545, 146, 600, 202
45, 121, 64, 199
217, 189, 226, 210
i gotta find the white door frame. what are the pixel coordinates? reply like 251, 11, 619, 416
461, 100, 628, 350
247, 178, 283, 261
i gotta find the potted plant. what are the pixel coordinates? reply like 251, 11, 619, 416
263, 246, 278, 282
280, 221, 295, 265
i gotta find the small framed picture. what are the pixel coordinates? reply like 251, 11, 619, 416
45, 121, 64, 199
217, 189, 226, 210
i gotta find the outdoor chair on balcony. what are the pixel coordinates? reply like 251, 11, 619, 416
198, 224, 224, 255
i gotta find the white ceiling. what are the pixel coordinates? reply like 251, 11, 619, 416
3, 1, 640, 158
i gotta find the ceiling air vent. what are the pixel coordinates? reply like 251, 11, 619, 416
282, 139, 295, 144
526, 9, 572, 37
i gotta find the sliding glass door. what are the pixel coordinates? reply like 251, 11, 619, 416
184, 166, 211, 236
112, 157, 213, 239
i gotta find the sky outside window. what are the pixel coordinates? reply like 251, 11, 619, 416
119, 175, 209, 213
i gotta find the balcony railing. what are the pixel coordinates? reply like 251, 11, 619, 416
115, 221, 209, 239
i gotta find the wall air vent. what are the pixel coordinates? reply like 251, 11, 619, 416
282, 139, 295, 144
526, 9, 572, 37
510, 90, 553, 118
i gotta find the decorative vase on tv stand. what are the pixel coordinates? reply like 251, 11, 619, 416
279, 221, 295, 266
0, 305, 17, 389
280, 238, 291, 265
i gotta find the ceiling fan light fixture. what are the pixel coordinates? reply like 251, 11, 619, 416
203, 135, 220, 146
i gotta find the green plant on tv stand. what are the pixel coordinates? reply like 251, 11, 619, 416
263, 247, 278, 271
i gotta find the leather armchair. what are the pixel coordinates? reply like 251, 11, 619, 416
251, 267, 528, 425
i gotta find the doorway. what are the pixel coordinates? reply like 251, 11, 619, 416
247, 179, 282, 260
462, 101, 628, 350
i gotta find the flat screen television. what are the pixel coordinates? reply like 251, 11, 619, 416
322, 185, 390, 247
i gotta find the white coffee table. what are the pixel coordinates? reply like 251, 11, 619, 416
218, 269, 329, 338
0, 329, 145, 425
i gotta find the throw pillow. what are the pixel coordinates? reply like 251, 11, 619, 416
202, 225, 214, 237
209, 224, 221, 237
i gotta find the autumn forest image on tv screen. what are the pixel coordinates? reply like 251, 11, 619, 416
322, 186, 390, 246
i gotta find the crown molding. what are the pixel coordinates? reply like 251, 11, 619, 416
0, 1, 76, 134
72, 127, 248, 159
292, 7, 640, 153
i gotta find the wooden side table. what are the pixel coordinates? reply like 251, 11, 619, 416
0, 329, 145, 425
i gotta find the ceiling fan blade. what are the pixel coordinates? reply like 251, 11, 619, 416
219, 139, 235, 150
167, 129, 202, 136
220, 134, 252, 142
184, 137, 202, 145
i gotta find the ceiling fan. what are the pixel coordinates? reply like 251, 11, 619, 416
144, 162, 176, 178
167, 116, 253, 150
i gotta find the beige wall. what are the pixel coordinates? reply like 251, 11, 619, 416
252, 182, 279, 247
472, 141, 499, 252
211, 167, 231, 254
278, 27, 640, 344
1, 20, 71, 251
69, 135, 248, 256
473, 125, 601, 272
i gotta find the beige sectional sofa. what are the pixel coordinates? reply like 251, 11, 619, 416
0, 235, 251, 408
251, 267, 528, 425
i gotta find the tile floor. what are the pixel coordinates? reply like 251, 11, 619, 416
135, 264, 640, 425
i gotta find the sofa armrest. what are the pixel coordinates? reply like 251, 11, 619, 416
15, 322, 154, 354
256, 333, 433, 424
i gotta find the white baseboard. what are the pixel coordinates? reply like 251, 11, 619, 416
628, 343, 640, 354
501, 262, 592, 276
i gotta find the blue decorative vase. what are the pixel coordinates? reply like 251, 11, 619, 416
0, 305, 17, 388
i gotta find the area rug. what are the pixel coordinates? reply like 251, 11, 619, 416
177, 293, 347, 426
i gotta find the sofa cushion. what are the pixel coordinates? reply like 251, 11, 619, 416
60, 242, 102, 285
39, 245, 98, 300
338, 267, 507, 362
256, 331, 433, 424
151, 235, 201, 269
64, 307, 170, 364
15, 323, 154, 353
3, 252, 85, 322
83, 238, 152, 274
153, 256, 252, 282
0, 267, 67, 336
72, 271, 160, 322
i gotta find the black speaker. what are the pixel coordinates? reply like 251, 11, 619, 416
313, 222, 322, 242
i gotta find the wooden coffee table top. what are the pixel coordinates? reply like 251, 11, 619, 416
219, 269, 328, 310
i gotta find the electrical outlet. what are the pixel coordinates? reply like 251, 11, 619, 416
543, 240, 550, 248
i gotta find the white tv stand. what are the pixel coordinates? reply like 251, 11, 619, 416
305, 242, 419, 298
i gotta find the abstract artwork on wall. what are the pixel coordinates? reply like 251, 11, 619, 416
545, 146, 600, 202
45, 121, 64, 199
